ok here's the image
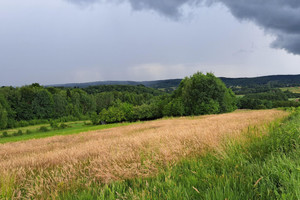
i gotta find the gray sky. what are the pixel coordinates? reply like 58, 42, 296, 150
1, 0, 300, 86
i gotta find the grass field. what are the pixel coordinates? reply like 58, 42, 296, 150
280, 86, 300, 93
0, 121, 133, 144
61, 109, 300, 200
0, 110, 289, 199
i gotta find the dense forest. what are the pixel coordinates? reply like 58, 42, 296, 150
1, 72, 300, 130
238, 89, 300, 109
221, 74, 300, 87
0, 84, 166, 129
0, 73, 237, 130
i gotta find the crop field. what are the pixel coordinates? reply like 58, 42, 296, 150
0, 110, 288, 199
280, 86, 300, 93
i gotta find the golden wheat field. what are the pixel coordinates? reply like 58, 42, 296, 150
0, 110, 288, 199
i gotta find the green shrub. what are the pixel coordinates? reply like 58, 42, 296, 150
18, 121, 29, 127
59, 123, 69, 129
162, 98, 185, 117
84, 121, 93, 126
59, 115, 78, 122
99, 101, 135, 124
50, 120, 58, 129
90, 112, 99, 125
28, 119, 49, 126
2, 131, 8, 137
39, 126, 49, 132
17, 130, 23, 136
26, 130, 32, 134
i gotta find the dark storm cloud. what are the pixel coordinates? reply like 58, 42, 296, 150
271, 34, 300, 54
215, 0, 300, 54
68, 0, 204, 18
125, 0, 204, 18
67, 0, 300, 55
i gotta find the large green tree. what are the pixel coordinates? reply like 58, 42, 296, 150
174, 72, 236, 116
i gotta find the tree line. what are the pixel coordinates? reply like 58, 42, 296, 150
0, 84, 164, 129
238, 89, 300, 109
86, 72, 237, 124
0, 72, 237, 129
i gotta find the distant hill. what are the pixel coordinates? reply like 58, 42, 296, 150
49, 79, 182, 89
82, 84, 165, 96
220, 74, 300, 87
49, 74, 300, 91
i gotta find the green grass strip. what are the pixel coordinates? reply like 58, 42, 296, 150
0, 122, 133, 144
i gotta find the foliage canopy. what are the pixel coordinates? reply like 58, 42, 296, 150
174, 72, 236, 115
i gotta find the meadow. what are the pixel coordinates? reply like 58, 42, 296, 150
0, 121, 133, 144
63, 108, 299, 200
0, 109, 289, 199
280, 86, 300, 93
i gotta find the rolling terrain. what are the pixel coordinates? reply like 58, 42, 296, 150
0, 110, 288, 199
48, 74, 300, 89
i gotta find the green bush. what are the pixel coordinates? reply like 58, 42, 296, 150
12, 130, 23, 136
99, 101, 134, 123
84, 121, 93, 126
17, 130, 23, 136
133, 104, 153, 120
50, 120, 59, 129
59, 123, 69, 129
162, 98, 185, 117
39, 126, 49, 132
90, 112, 99, 125
58, 115, 79, 122
17, 120, 29, 127
2, 131, 8, 137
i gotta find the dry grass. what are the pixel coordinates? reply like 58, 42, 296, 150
0, 110, 288, 199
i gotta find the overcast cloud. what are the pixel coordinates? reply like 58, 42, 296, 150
217, 0, 300, 54
0, 0, 299, 86
68, 0, 300, 55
